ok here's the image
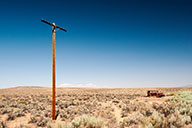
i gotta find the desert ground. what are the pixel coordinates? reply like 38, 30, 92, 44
0, 87, 191, 128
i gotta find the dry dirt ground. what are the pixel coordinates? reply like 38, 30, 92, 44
0, 87, 191, 128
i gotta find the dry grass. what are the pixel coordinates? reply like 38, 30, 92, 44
0, 87, 191, 128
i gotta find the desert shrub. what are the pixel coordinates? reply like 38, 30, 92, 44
143, 110, 166, 128
44, 110, 52, 118
141, 108, 153, 117
166, 92, 177, 96
157, 102, 176, 117
9, 102, 18, 108
47, 121, 52, 128
0, 104, 5, 108
14, 110, 25, 117
56, 121, 63, 128
0, 108, 12, 115
63, 114, 105, 128
120, 111, 145, 127
170, 91, 192, 103
18, 100, 26, 104
121, 101, 147, 118
36, 117, 48, 127
65, 122, 73, 128
174, 114, 190, 127
12, 124, 25, 128
6, 110, 25, 121
28, 116, 38, 123
6, 113, 16, 121
0, 121, 7, 128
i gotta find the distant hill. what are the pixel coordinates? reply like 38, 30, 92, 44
183, 85, 192, 88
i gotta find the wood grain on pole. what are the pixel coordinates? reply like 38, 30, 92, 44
52, 24, 56, 120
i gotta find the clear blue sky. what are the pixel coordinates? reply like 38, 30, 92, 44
0, 0, 192, 88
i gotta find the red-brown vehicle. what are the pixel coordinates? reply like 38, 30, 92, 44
147, 90, 165, 98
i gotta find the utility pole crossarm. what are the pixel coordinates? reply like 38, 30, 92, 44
55, 25, 67, 32
41, 19, 54, 26
41, 19, 67, 32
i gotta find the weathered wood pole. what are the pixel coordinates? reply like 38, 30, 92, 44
41, 19, 67, 120
52, 23, 56, 120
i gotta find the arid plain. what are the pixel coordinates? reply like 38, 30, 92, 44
0, 87, 191, 128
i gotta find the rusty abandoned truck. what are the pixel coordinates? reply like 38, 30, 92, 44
147, 90, 165, 98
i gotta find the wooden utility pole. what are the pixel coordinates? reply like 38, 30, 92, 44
41, 19, 67, 120
52, 23, 56, 120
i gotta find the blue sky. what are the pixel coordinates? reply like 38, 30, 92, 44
0, 0, 192, 88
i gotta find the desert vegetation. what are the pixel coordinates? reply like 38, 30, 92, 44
0, 87, 191, 128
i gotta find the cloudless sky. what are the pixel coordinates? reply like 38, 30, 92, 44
0, 0, 192, 88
